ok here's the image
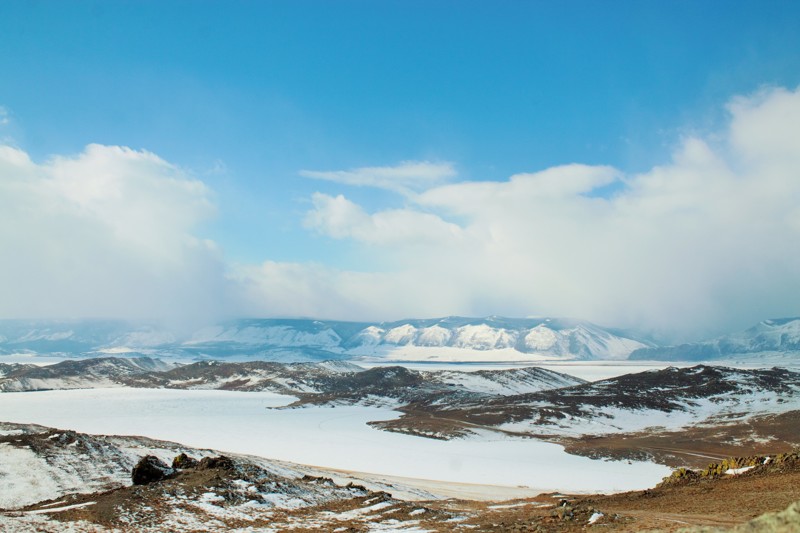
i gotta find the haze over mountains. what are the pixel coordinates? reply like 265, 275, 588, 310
630, 318, 800, 362
0, 316, 798, 363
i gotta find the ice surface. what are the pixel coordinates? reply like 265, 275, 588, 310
0, 388, 670, 493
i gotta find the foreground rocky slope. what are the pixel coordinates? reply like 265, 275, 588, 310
0, 422, 454, 532
2, 422, 799, 532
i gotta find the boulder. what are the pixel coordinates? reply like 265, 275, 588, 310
172, 452, 199, 469
197, 455, 235, 471
131, 455, 175, 485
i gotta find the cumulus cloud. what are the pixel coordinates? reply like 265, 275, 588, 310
292, 87, 800, 339
303, 192, 464, 245
728, 86, 800, 167
0, 144, 230, 325
299, 160, 456, 195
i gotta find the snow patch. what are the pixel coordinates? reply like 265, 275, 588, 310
588, 511, 604, 524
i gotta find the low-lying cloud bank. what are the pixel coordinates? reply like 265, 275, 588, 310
2, 87, 799, 340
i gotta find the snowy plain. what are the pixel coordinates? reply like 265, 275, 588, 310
0, 387, 670, 494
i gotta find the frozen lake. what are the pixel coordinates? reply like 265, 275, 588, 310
0, 387, 670, 493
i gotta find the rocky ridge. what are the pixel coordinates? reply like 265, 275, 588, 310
365, 365, 800, 458
0, 357, 587, 400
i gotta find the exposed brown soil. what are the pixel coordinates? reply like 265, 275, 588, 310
559, 411, 800, 469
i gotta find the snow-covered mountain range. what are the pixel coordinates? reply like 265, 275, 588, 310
2, 316, 799, 363
0, 317, 652, 362
630, 317, 800, 361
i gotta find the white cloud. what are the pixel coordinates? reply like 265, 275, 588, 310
299, 160, 456, 194
289, 87, 800, 339
728, 86, 800, 167
0, 106, 8, 125
304, 192, 463, 246
0, 144, 230, 325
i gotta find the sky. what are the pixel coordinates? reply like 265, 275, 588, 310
1, 1, 800, 341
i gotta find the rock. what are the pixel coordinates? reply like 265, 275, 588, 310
172, 452, 198, 469
198, 455, 235, 471
553, 504, 574, 520
661, 467, 701, 485
301, 474, 335, 485
131, 455, 175, 485
344, 481, 367, 492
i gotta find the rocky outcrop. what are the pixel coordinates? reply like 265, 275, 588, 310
198, 455, 235, 471
170, 453, 233, 471
171, 452, 198, 469
660, 452, 800, 486
131, 455, 175, 485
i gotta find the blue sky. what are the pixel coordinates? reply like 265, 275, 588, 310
1, 1, 800, 338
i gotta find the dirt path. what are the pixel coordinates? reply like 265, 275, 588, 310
622, 510, 744, 528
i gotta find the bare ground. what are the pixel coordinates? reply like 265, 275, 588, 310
5, 450, 800, 532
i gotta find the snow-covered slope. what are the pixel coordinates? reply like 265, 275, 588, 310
0, 421, 430, 532
383, 365, 800, 444
0, 357, 174, 392
186, 323, 342, 348
630, 318, 800, 361
491, 365, 800, 435
426, 366, 586, 396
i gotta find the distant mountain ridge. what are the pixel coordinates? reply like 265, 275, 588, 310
0, 317, 651, 362
630, 317, 800, 361
3, 316, 799, 363
0, 356, 586, 398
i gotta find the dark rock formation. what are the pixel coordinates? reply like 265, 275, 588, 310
131, 455, 175, 485
172, 452, 199, 469
198, 455, 235, 471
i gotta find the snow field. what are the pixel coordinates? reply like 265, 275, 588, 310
0, 388, 670, 494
